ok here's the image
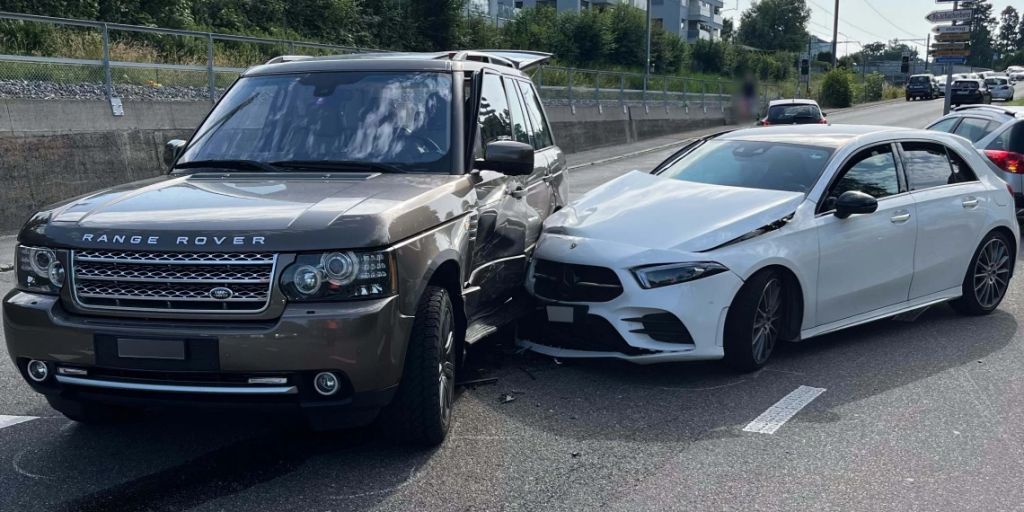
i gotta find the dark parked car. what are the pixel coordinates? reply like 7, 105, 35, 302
2, 49, 567, 445
926, 105, 1024, 214
950, 79, 993, 107
758, 99, 828, 126
906, 73, 938, 101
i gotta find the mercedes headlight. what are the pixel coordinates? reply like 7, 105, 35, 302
631, 262, 728, 289
16, 246, 67, 294
280, 250, 396, 301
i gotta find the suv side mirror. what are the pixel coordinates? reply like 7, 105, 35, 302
834, 190, 878, 219
475, 141, 534, 176
164, 139, 187, 169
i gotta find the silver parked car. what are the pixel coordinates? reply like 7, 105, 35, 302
926, 105, 1024, 214
986, 76, 1015, 102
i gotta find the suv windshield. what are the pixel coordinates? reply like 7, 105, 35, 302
176, 71, 453, 173
766, 104, 821, 123
910, 76, 931, 84
954, 80, 979, 89
658, 140, 834, 193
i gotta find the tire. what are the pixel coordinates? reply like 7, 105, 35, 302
378, 285, 456, 446
905, 96, 910, 102
724, 269, 785, 372
950, 231, 1014, 316
46, 396, 137, 424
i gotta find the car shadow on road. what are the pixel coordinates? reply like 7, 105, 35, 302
21, 306, 1019, 512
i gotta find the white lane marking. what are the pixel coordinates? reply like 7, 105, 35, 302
0, 415, 36, 430
743, 385, 825, 434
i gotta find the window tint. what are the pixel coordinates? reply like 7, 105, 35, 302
902, 142, 960, 190
829, 145, 899, 203
927, 117, 959, 133
953, 117, 996, 143
987, 124, 1024, 153
516, 81, 553, 149
946, 148, 978, 183
504, 78, 532, 145
478, 73, 511, 146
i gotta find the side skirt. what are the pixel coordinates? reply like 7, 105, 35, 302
800, 287, 962, 341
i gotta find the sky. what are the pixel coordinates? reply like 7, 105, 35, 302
723, 0, 1019, 56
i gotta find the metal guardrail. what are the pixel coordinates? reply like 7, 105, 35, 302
0, 10, 737, 113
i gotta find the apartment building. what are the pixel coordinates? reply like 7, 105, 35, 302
650, 0, 724, 42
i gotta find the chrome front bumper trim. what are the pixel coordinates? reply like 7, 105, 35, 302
55, 375, 298, 395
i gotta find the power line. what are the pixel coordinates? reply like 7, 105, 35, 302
861, 0, 919, 39
805, 0, 889, 42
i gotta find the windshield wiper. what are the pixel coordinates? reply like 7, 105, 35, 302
269, 160, 408, 173
175, 159, 284, 173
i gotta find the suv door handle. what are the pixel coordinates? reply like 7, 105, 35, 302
509, 186, 526, 199
890, 210, 911, 223
962, 197, 979, 208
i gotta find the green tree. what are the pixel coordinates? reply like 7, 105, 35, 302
819, 68, 852, 107
720, 17, 734, 43
997, 6, 1020, 55
968, 0, 996, 68
410, 0, 465, 51
737, 0, 810, 52
607, 4, 646, 68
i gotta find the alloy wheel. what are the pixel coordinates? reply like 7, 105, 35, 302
974, 238, 1011, 309
751, 278, 782, 364
438, 327, 455, 426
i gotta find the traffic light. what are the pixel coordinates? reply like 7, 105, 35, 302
800, 58, 809, 76
900, 55, 910, 74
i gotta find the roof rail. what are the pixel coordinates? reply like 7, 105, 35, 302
443, 51, 517, 69
439, 49, 553, 70
952, 104, 1023, 117
264, 55, 314, 65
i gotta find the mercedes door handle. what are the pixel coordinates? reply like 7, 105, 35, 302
890, 210, 911, 223
962, 197, 979, 208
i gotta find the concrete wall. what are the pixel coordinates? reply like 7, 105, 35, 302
0, 98, 730, 232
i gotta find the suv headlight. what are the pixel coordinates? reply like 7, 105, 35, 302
631, 262, 727, 289
280, 250, 396, 301
16, 246, 67, 294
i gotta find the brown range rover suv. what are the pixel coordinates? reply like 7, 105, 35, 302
3, 50, 566, 445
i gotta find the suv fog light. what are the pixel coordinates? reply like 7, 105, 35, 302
293, 265, 323, 296
313, 372, 339, 396
27, 360, 49, 382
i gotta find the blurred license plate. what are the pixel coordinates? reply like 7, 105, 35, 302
117, 338, 186, 360
545, 305, 587, 324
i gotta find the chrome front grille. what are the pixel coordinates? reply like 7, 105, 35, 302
71, 250, 276, 313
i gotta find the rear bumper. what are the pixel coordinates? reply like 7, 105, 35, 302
4, 290, 414, 425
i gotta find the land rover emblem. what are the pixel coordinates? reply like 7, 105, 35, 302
210, 287, 234, 300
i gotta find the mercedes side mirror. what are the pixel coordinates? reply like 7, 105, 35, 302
834, 190, 878, 219
475, 141, 534, 176
164, 139, 187, 169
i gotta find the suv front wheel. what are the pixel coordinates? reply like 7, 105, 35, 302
379, 285, 456, 446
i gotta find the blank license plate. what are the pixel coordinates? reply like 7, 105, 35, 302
117, 338, 186, 360
546, 305, 587, 324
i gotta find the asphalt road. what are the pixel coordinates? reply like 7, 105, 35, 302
3, 91, 1024, 512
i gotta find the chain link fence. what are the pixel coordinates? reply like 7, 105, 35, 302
0, 11, 741, 113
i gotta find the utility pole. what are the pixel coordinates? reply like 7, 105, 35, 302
941, 1, 958, 115
831, 0, 839, 68
644, 0, 652, 100
925, 33, 930, 71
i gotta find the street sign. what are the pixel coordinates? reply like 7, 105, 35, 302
933, 56, 967, 65
931, 42, 968, 50
933, 24, 972, 34
935, 32, 971, 42
926, 9, 973, 23
932, 49, 971, 57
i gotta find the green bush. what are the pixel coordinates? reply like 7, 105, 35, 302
861, 72, 885, 102
820, 69, 853, 108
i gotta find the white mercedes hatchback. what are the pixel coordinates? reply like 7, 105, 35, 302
523, 125, 1019, 370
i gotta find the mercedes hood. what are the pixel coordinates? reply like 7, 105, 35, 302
19, 172, 471, 252
544, 171, 804, 253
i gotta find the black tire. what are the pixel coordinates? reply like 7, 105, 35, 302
379, 285, 456, 446
951, 231, 1014, 316
46, 396, 137, 424
724, 269, 785, 372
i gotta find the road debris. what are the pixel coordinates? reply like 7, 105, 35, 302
499, 393, 517, 404
457, 377, 498, 388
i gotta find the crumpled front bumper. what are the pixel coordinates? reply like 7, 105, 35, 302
521, 234, 745, 364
